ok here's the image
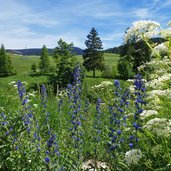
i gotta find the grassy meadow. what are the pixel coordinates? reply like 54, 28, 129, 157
1, 50, 171, 171
0, 53, 119, 92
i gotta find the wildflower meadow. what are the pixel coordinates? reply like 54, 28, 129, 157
1, 20, 171, 170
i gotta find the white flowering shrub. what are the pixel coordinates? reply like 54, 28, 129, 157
151, 43, 168, 57
124, 20, 160, 43
144, 118, 171, 137
125, 20, 171, 170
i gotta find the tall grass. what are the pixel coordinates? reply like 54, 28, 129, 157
0, 66, 149, 170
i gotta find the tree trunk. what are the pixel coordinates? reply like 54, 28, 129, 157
93, 69, 96, 78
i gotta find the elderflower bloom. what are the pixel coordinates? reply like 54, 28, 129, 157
125, 149, 142, 166
81, 160, 109, 170
139, 110, 158, 119
160, 28, 171, 39
146, 74, 171, 89
137, 64, 146, 71
144, 118, 171, 137
124, 20, 160, 43
128, 85, 135, 93
91, 81, 113, 89
151, 43, 168, 57
8, 81, 16, 85
148, 89, 171, 98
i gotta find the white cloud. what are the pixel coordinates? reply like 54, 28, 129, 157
0, 0, 170, 49
132, 8, 151, 19
102, 32, 123, 41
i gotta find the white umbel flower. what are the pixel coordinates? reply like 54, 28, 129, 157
151, 43, 168, 56
91, 81, 113, 89
125, 149, 142, 166
144, 118, 171, 137
140, 110, 158, 119
124, 20, 160, 43
160, 28, 171, 39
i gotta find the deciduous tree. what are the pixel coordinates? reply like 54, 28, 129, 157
49, 39, 79, 89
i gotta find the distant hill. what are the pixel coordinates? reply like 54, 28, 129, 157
7, 47, 84, 56
104, 45, 124, 54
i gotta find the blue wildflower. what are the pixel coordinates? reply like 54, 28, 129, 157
129, 143, 133, 148
45, 157, 50, 163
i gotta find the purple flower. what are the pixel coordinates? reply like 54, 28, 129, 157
45, 157, 50, 163
129, 143, 133, 148
117, 130, 122, 135
1, 121, 7, 125
114, 80, 120, 87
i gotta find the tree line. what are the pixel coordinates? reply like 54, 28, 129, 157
1, 26, 164, 86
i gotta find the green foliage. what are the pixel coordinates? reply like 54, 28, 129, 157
83, 28, 105, 77
50, 39, 79, 89
101, 65, 117, 78
31, 63, 37, 73
117, 58, 134, 79
0, 44, 16, 77
118, 40, 151, 78
39, 45, 50, 73
0, 74, 149, 170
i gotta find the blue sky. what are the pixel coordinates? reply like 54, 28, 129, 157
0, 0, 171, 49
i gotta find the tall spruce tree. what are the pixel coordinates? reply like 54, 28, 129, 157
0, 44, 15, 77
83, 27, 104, 77
39, 45, 50, 73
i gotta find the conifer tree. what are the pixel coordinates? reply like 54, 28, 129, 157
39, 45, 50, 73
31, 63, 37, 73
50, 39, 77, 88
83, 28, 104, 77
0, 44, 15, 77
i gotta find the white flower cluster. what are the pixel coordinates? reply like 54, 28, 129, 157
144, 118, 171, 137
8, 81, 28, 89
145, 74, 171, 89
125, 149, 143, 166
148, 89, 171, 98
57, 89, 67, 98
151, 43, 168, 57
160, 28, 171, 39
137, 64, 146, 71
128, 85, 135, 93
124, 20, 160, 43
151, 145, 163, 157
127, 79, 134, 82
81, 159, 109, 170
140, 110, 158, 120
148, 57, 171, 66
91, 81, 113, 89
8, 81, 16, 85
